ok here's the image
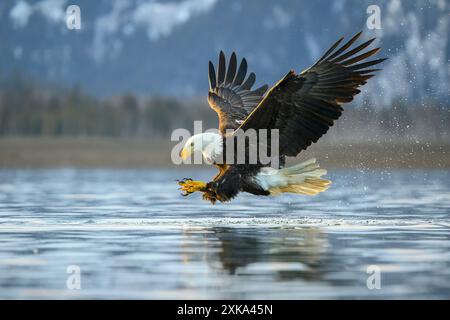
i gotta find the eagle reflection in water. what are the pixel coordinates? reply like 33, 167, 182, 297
180, 226, 331, 282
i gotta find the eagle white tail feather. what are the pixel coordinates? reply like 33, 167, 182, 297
255, 158, 331, 196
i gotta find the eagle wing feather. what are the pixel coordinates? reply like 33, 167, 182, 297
235, 31, 387, 157
208, 51, 268, 134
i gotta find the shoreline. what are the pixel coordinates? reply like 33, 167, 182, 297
0, 137, 449, 169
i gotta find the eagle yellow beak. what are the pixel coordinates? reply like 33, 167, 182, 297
180, 147, 190, 161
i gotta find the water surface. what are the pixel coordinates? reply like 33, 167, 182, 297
0, 169, 449, 299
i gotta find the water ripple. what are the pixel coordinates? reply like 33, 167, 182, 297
0, 169, 449, 299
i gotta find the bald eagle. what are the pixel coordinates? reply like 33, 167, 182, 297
178, 32, 385, 203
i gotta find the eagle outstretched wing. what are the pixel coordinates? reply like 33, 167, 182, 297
235, 31, 387, 157
208, 51, 268, 134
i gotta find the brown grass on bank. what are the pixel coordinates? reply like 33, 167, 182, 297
0, 137, 449, 169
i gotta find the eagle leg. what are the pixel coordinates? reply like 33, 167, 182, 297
177, 178, 207, 196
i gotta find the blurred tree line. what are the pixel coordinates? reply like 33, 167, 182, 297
0, 76, 448, 143
0, 76, 217, 138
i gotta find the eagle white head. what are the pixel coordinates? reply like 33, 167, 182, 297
180, 132, 223, 163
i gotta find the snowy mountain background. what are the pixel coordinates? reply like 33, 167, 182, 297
0, 0, 449, 106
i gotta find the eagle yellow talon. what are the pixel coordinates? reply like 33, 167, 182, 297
178, 179, 207, 195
